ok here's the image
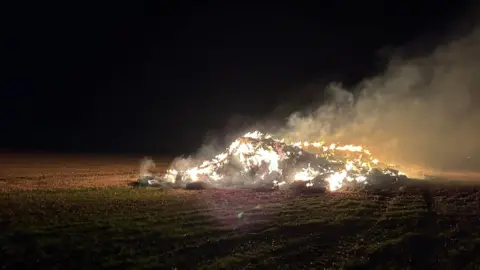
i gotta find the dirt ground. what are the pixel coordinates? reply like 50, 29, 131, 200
0, 153, 172, 191
1, 154, 480, 268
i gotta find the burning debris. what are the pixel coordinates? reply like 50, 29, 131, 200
135, 131, 408, 191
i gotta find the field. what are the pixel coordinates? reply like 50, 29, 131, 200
1, 154, 480, 269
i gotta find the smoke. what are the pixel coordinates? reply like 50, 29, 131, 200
278, 27, 480, 173
139, 157, 156, 177
161, 11, 480, 178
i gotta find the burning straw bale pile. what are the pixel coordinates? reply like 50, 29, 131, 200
132, 131, 408, 192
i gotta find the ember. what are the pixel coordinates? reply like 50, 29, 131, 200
143, 131, 407, 191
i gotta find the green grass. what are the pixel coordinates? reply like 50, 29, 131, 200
1, 186, 480, 269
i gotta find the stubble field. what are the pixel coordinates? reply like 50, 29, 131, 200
1, 154, 480, 269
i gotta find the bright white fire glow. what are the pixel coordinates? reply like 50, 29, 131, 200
163, 131, 406, 191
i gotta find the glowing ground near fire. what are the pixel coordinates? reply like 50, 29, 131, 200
1, 154, 480, 269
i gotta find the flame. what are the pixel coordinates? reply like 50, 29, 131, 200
162, 131, 406, 191
325, 170, 348, 191
294, 165, 319, 181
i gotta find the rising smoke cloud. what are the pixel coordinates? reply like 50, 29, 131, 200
278, 27, 480, 173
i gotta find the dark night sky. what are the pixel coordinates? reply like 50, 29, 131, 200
2, 1, 473, 156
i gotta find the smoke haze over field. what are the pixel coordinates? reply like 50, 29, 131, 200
278, 25, 480, 173
141, 3, 480, 181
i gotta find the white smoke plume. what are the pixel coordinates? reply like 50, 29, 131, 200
278, 26, 480, 174
139, 157, 156, 177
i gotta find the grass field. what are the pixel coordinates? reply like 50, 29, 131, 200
1, 154, 480, 269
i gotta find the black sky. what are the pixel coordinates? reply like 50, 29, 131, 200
2, 0, 473, 156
